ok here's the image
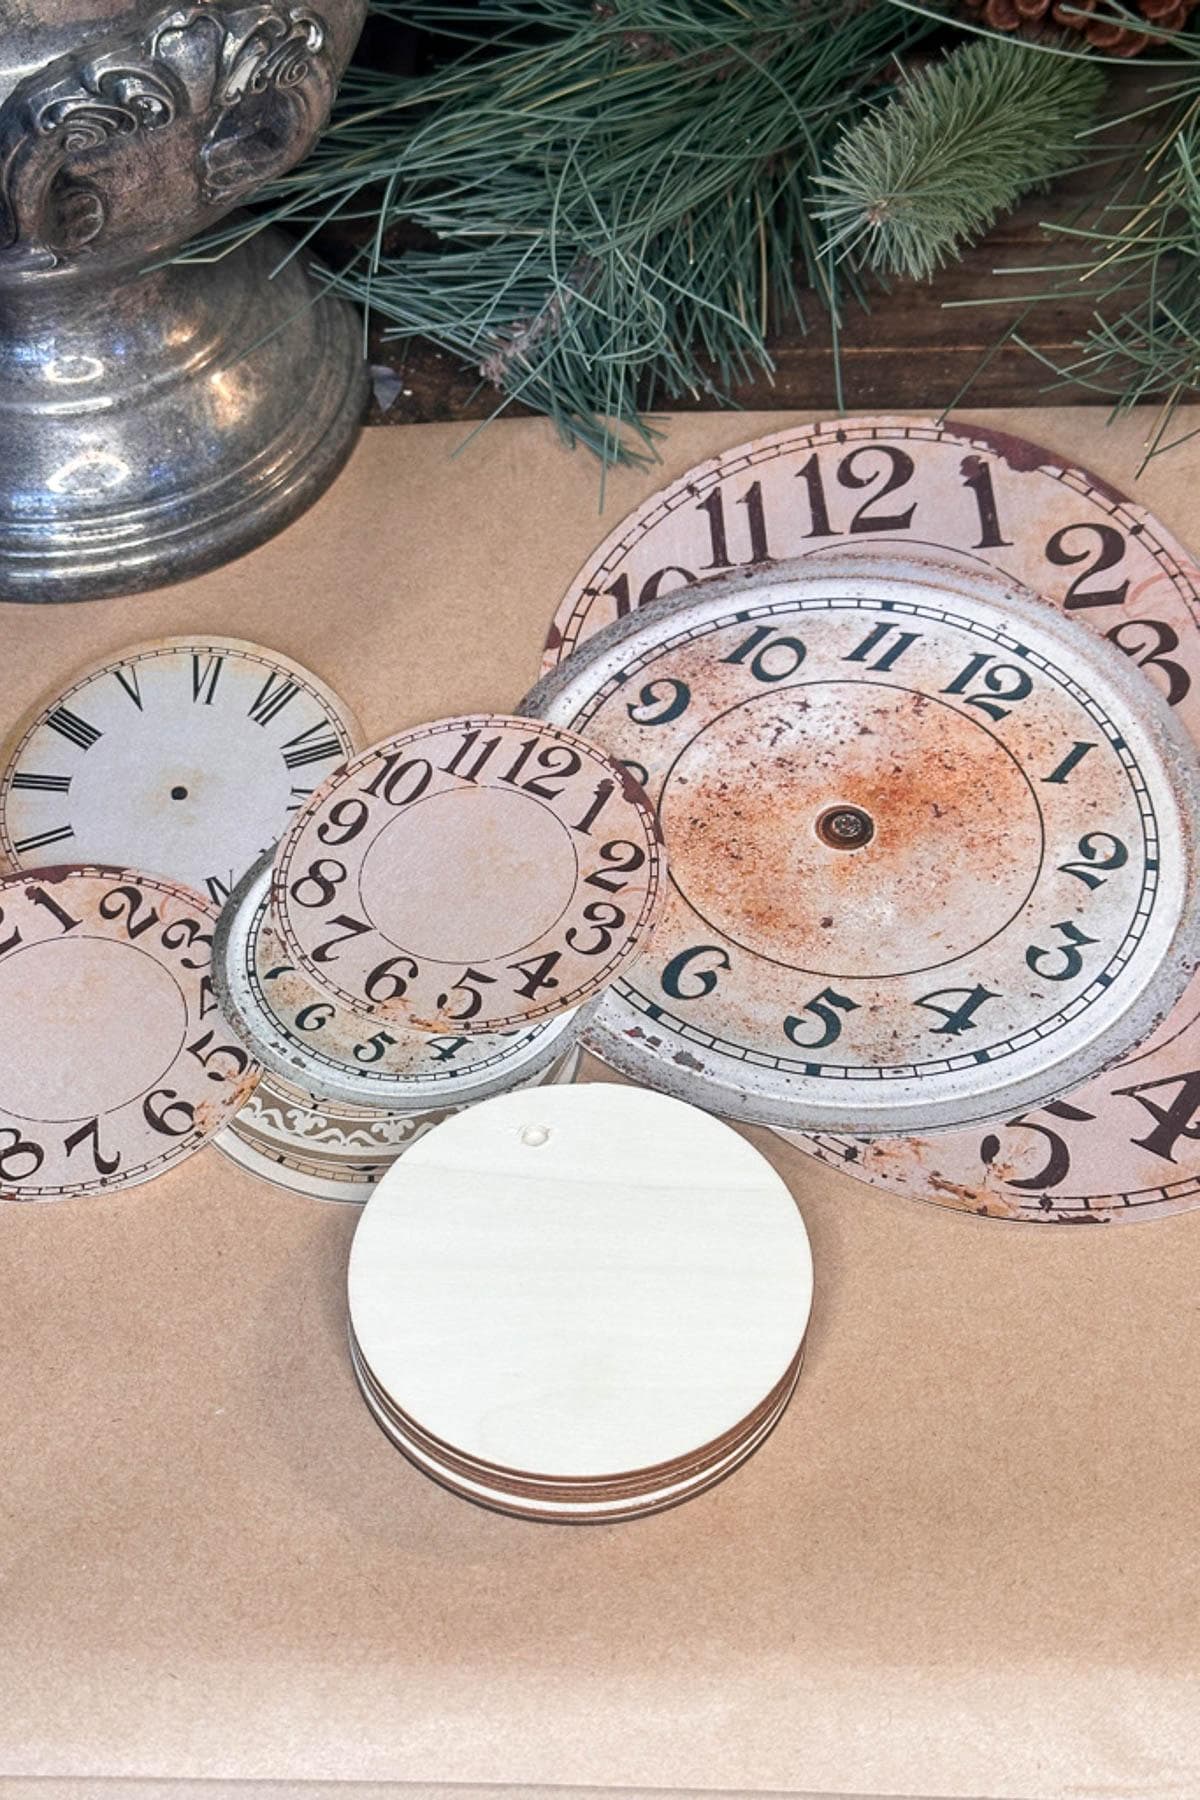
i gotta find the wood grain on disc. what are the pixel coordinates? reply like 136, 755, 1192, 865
214, 853, 588, 1106
543, 417, 1200, 1215
0, 867, 258, 1200
350, 1332, 803, 1522
347, 1085, 813, 1484
524, 548, 1200, 1136
0, 637, 360, 903
273, 716, 664, 1034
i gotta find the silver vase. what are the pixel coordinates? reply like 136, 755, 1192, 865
0, 0, 369, 601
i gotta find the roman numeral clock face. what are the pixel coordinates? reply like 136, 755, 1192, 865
0, 639, 360, 902
524, 548, 1200, 1140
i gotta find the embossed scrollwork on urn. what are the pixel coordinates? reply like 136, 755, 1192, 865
0, 0, 336, 277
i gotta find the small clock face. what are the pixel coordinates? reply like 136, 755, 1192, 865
0, 638, 360, 903
524, 550, 1200, 1134
0, 867, 259, 1200
272, 715, 665, 1034
214, 855, 589, 1107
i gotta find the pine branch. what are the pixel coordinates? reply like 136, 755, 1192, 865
184, 0, 936, 464
817, 37, 1107, 282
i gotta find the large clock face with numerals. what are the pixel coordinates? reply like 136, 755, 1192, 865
0, 867, 259, 1200
542, 413, 1200, 1217
273, 715, 664, 1035
525, 548, 1200, 1135
0, 638, 360, 904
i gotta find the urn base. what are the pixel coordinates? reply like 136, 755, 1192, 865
0, 225, 367, 604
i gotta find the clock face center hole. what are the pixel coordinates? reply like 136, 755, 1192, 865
170, 786, 188, 801
659, 682, 1045, 979
816, 804, 874, 851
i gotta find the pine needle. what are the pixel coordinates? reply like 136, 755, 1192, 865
183, 0, 934, 465
817, 37, 1107, 282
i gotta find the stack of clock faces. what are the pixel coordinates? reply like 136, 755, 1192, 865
0, 652, 666, 1206
7, 414, 1200, 1519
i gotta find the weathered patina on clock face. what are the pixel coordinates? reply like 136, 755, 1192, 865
0, 867, 258, 1200
0, 637, 359, 903
272, 715, 664, 1034
526, 549, 1200, 1136
541, 414, 1200, 1216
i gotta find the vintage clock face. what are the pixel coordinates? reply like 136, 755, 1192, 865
543, 415, 1200, 697
542, 413, 1200, 1216
0, 637, 360, 904
524, 549, 1200, 1135
0, 867, 258, 1200
214, 854, 589, 1107
272, 715, 665, 1034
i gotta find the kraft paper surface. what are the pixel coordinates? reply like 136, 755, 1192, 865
3, 410, 1200, 1800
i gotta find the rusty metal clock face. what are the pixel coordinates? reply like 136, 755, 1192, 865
543, 414, 1200, 1216
272, 715, 664, 1034
0, 638, 360, 904
524, 549, 1200, 1135
0, 867, 258, 1200
214, 853, 590, 1107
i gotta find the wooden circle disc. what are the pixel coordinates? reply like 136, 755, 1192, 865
0, 637, 360, 902
0, 867, 259, 1200
272, 716, 664, 1033
523, 547, 1200, 1135
347, 1084, 812, 1482
351, 1331, 803, 1522
214, 853, 589, 1106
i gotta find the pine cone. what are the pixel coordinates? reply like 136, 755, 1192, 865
955, 0, 1195, 54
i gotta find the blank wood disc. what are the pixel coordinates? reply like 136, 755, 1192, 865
273, 716, 664, 1034
347, 1084, 812, 1514
0, 867, 259, 1200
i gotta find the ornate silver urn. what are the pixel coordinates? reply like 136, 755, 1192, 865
0, 0, 368, 601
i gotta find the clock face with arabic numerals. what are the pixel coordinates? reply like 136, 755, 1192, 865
542, 414, 1200, 1218
272, 716, 665, 1035
214, 853, 589, 1108
0, 867, 259, 1201
0, 638, 360, 905
523, 548, 1200, 1136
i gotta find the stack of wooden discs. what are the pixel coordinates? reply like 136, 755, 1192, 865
347, 1084, 814, 1521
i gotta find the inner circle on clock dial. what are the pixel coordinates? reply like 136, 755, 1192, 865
658, 681, 1045, 980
